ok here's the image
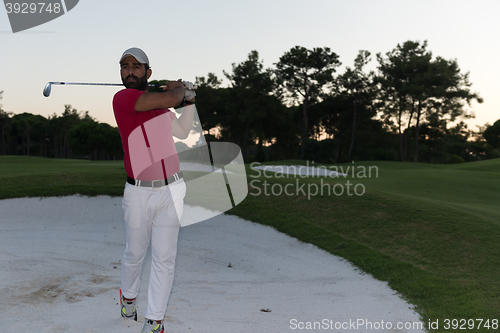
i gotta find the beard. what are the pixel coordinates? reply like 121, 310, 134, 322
122, 73, 148, 91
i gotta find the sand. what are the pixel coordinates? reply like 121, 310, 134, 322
0, 195, 425, 332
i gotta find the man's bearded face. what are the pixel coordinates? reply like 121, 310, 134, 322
122, 70, 148, 91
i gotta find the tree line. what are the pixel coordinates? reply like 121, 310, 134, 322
1, 40, 499, 163
0, 102, 122, 160
192, 41, 498, 163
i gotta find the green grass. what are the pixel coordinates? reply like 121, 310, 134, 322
236, 159, 500, 331
0, 156, 126, 198
1, 156, 500, 332
342, 160, 500, 224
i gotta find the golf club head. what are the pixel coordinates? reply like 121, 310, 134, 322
43, 82, 52, 97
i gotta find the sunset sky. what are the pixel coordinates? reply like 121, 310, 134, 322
1, 0, 498, 130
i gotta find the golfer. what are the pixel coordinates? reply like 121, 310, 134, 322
112, 47, 195, 333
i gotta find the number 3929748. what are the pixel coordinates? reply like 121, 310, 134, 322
5, 2, 62, 14
443, 319, 498, 330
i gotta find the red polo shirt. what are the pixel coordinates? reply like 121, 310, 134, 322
113, 88, 180, 181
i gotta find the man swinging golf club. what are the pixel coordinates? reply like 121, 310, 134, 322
113, 47, 195, 333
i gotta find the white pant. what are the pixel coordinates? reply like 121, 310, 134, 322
121, 179, 186, 320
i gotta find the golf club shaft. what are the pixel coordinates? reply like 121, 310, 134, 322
43, 81, 197, 97
49, 82, 123, 87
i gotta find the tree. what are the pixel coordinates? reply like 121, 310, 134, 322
412, 57, 482, 162
9, 113, 50, 156
193, 73, 225, 137
377, 41, 432, 161
60, 105, 84, 158
377, 40, 482, 162
337, 50, 376, 161
483, 119, 500, 149
103, 124, 123, 160
69, 120, 108, 160
47, 105, 92, 158
22, 114, 48, 157
223, 50, 277, 158
275, 46, 340, 159
11, 114, 32, 155
0, 109, 13, 155
0, 91, 14, 155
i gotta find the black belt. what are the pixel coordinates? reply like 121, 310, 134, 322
127, 171, 183, 188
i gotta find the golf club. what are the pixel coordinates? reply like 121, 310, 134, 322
43, 81, 197, 97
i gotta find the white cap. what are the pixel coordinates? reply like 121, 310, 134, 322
119, 47, 150, 66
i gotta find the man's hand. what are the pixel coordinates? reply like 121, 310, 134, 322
183, 81, 196, 101
135, 81, 185, 111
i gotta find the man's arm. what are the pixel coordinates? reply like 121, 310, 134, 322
171, 104, 195, 139
134, 81, 185, 112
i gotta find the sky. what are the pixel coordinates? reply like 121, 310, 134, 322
1, 0, 499, 131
